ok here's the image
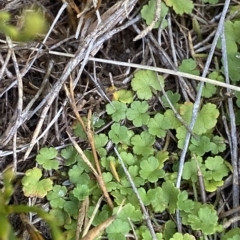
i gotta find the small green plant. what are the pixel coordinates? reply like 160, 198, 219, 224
0, 6, 47, 41
22, 167, 53, 197
22, 69, 234, 238
131, 70, 164, 100
0, 169, 62, 240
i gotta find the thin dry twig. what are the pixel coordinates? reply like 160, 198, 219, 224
66, 0, 80, 14
86, 109, 114, 209
82, 196, 103, 237
148, 42, 196, 138
66, 76, 114, 208
114, 147, 157, 240
193, 154, 206, 204
66, 131, 98, 176
45, 51, 240, 92
175, 0, 232, 232
86, 109, 101, 176
67, 76, 87, 132
223, 216, 240, 229
221, 28, 239, 227
75, 197, 89, 240
0, 48, 11, 79
80, 215, 116, 240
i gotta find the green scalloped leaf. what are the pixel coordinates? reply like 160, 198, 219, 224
22, 167, 53, 198
126, 101, 150, 127
164, 0, 194, 15
178, 58, 200, 75
131, 131, 155, 157
36, 147, 59, 170
141, 0, 168, 28
147, 113, 172, 138
188, 206, 219, 235
131, 70, 164, 100
106, 101, 127, 122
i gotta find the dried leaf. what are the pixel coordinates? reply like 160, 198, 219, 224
81, 215, 116, 240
